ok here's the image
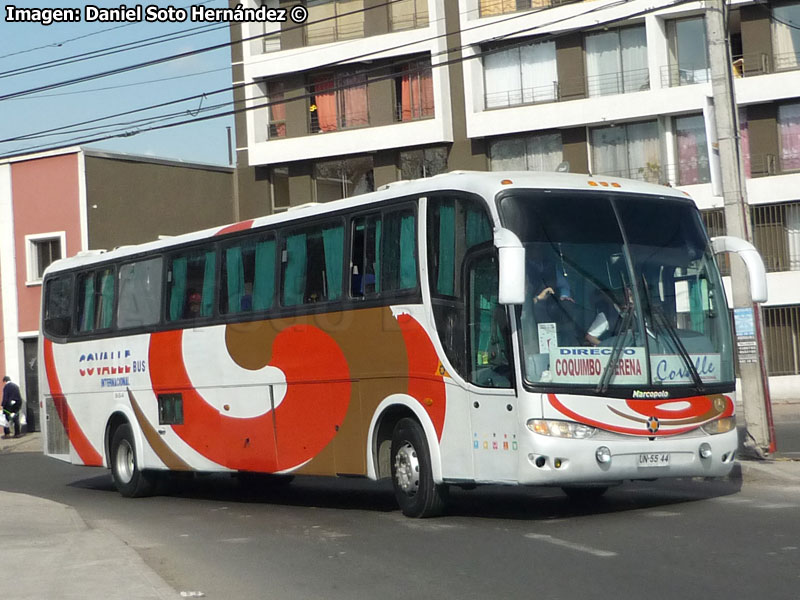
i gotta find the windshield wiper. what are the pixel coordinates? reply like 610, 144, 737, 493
640, 276, 705, 392
595, 303, 635, 395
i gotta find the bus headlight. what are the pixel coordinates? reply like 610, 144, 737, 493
701, 416, 736, 435
527, 419, 597, 439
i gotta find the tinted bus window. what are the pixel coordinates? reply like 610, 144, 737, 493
281, 221, 344, 306
167, 248, 216, 321
351, 207, 417, 298
220, 235, 276, 314
44, 276, 72, 337
77, 267, 115, 332
117, 258, 163, 329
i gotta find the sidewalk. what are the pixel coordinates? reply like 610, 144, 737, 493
1, 433, 182, 600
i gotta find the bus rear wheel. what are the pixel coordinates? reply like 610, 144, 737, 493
390, 418, 447, 518
110, 423, 156, 497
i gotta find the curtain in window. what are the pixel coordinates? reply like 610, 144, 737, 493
226, 247, 245, 313
399, 214, 416, 289
80, 274, 95, 331
268, 81, 286, 138
771, 5, 800, 70
437, 203, 455, 295
520, 41, 557, 103
626, 121, 659, 180
480, 0, 515, 17
313, 76, 337, 132
779, 103, 800, 171
374, 218, 382, 292
401, 63, 434, 121
466, 209, 492, 248
99, 270, 114, 329
586, 31, 621, 97
169, 257, 187, 321
284, 233, 307, 305
621, 26, 648, 92
484, 48, 520, 108
322, 225, 344, 300
526, 132, 562, 171
340, 71, 368, 128
489, 138, 527, 170
337, 0, 365, 40
202, 251, 215, 317
591, 126, 627, 176
676, 115, 709, 185
253, 239, 275, 310
739, 108, 751, 178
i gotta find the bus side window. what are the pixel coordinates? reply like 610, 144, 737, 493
221, 235, 276, 315
282, 220, 344, 306
350, 215, 379, 298
117, 258, 162, 329
427, 196, 493, 378
167, 248, 216, 321
44, 276, 73, 337
77, 267, 115, 332
382, 207, 417, 292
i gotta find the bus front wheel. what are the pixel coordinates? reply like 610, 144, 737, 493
110, 423, 156, 497
390, 418, 447, 518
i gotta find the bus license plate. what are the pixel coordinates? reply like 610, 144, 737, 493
638, 453, 670, 467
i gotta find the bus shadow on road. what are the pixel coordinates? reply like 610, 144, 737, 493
68, 468, 743, 520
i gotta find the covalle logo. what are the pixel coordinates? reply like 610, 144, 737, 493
78, 350, 147, 388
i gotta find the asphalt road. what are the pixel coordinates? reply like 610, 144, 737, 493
2, 451, 799, 600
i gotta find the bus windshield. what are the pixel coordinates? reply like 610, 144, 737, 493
499, 190, 734, 393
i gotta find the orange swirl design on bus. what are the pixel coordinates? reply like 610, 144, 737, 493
148, 324, 350, 472
547, 393, 733, 436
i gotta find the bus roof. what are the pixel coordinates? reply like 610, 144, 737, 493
43, 170, 691, 276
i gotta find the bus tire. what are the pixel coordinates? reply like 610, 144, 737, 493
390, 418, 447, 518
110, 423, 156, 497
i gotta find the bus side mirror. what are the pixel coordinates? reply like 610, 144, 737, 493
710, 236, 768, 303
494, 227, 525, 305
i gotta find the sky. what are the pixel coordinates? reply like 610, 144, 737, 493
1, 0, 237, 166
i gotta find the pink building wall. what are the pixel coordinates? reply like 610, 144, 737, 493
11, 153, 83, 333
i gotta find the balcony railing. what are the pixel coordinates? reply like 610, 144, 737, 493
763, 306, 800, 376
586, 68, 649, 97
660, 64, 711, 87
485, 82, 559, 109
479, 0, 585, 18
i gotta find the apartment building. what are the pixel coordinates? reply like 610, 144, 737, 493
229, 0, 800, 393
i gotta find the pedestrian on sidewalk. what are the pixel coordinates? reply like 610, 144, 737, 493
2, 375, 23, 439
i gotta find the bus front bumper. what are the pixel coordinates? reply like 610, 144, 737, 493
516, 428, 738, 486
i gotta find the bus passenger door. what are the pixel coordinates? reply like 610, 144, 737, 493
465, 251, 519, 483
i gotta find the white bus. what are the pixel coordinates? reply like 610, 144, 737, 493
39, 171, 766, 517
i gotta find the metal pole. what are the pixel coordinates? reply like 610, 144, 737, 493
705, 0, 774, 455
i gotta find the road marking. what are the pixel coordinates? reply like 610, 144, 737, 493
525, 533, 617, 557
642, 510, 681, 517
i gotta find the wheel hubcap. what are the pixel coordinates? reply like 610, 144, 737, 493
394, 441, 420, 496
116, 439, 135, 484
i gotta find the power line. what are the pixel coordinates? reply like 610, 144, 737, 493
1, 0, 699, 159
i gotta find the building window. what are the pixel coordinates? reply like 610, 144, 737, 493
752, 201, 800, 273
489, 132, 563, 171
267, 80, 286, 138
585, 25, 648, 97
314, 156, 374, 202
778, 102, 800, 171
399, 146, 448, 179
309, 70, 368, 133
675, 114, 710, 185
271, 166, 290, 211
25, 232, 65, 284
591, 121, 660, 181
666, 17, 709, 86
305, 0, 365, 46
395, 59, 434, 122
483, 39, 557, 109
479, 0, 551, 18
258, 0, 281, 53
764, 305, 800, 375
772, 3, 800, 71
390, 0, 428, 31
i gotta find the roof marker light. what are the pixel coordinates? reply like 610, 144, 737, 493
611, 182, 622, 188
588, 181, 599, 186
501, 179, 513, 185
599, 181, 609, 187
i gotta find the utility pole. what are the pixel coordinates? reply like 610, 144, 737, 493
705, 0, 774, 456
